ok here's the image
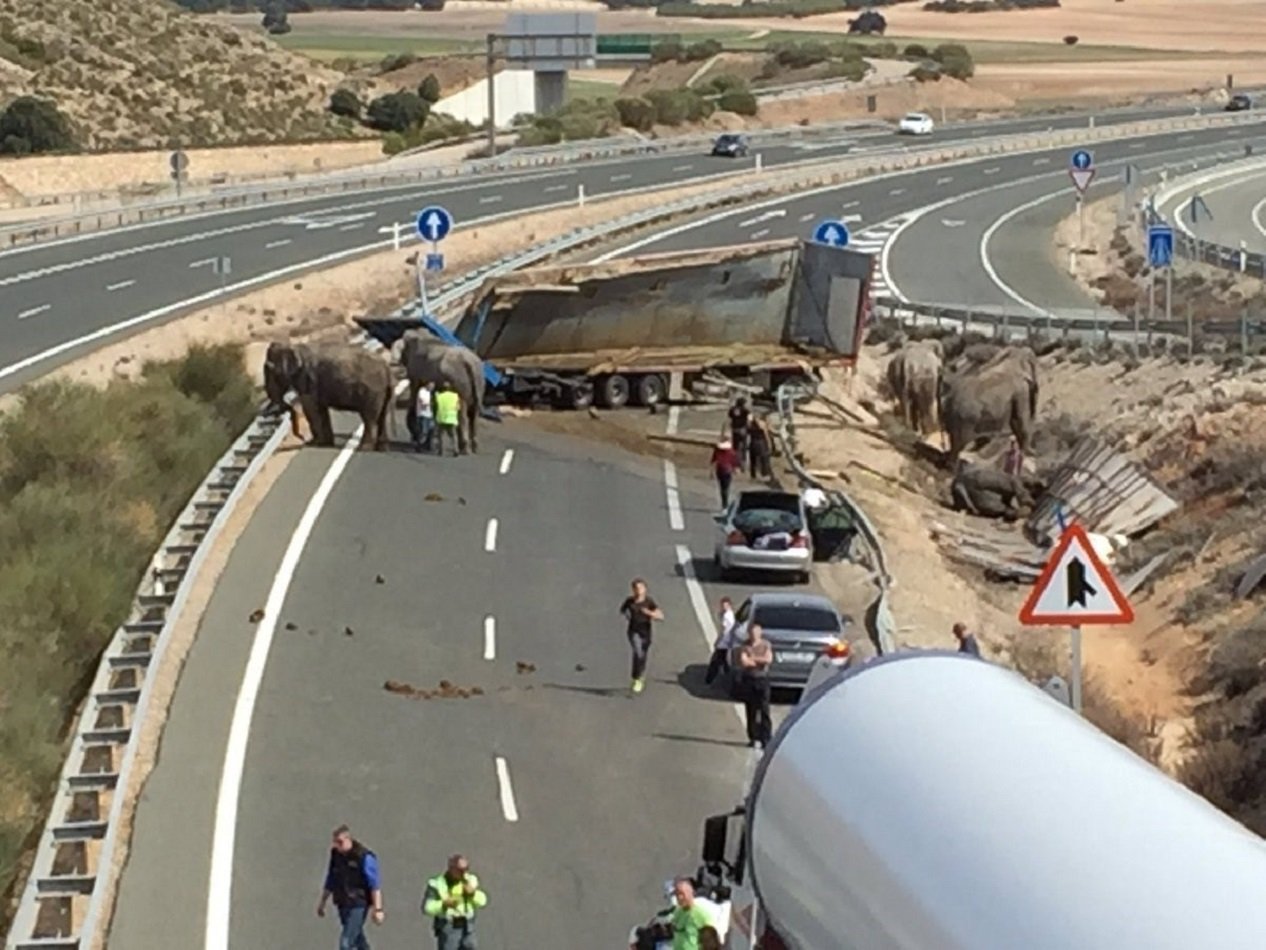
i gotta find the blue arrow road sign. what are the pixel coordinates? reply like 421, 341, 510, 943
416, 205, 453, 242
813, 220, 850, 247
1070, 149, 1094, 171
1147, 225, 1174, 268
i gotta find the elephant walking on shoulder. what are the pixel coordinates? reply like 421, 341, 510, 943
399, 330, 485, 455
939, 346, 1039, 464
263, 341, 395, 451
886, 340, 943, 436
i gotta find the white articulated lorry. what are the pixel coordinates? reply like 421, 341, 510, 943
686, 652, 1266, 950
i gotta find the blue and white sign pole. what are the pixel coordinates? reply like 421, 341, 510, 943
414, 205, 454, 314
1068, 149, 1095, 251
812, 219, 850, 247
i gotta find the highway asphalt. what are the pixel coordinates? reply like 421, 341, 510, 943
1154, 161, 1266, 254
0, 105, 1250, 393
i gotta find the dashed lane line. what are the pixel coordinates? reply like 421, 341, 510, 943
673, 544, 746, 728
264, 239, 291, 249
17, 304, 49, 320
664, 460, 685, 532
484, 616, 496, 661
106, 279, 136, 291
484, 518, 498, 552
495, 757, 520, 822
479, 194, 503, 204
499, 449, 514, 475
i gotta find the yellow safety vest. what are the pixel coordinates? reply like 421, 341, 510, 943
434, 390, 460, 426
423, 872, 487, 921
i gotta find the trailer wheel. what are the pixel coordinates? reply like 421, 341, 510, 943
598, 374, 630, 409
567, 381, 594, 410
634, 373, 667, 407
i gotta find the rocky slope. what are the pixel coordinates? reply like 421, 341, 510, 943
0, 0, 362, 150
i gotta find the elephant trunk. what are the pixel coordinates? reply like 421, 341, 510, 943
263, 360, 288, 412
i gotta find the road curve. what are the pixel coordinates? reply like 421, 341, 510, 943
96, 113, 1266, 950
0, 104, 1243, 394
1154, 159, 1266, 254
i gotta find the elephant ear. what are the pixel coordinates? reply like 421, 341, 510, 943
292, 346, 319, 393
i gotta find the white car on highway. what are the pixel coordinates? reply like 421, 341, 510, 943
897, 112, 935, 136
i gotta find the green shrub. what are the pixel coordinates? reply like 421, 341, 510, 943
773, 40, 832, 69
647, 88, 712, 125
824, 58, 867, 82
417, 73, 442, 104
932, 42, 974, 78
683, 38, 723, 62
329, 88, 361, 119
615, 96, 657, 131
831, 40, 867, 61
717, 89, 758, 116
517, 123, 563, 147
650, 40, 684, 63
381, 131, 407, 154
0, 97, 75, 154
704, 73, 749, 95
365, 91, 428, 132
379, 51, 417, 73
908, 63, 942, 82
659, 0, 845, 16
903, 42, 930, 59
868, 40, 899, 58
0, 345, 256, 924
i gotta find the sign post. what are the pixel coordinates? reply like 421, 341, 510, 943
1018, 522, 1134, 715
811, 219, 851, 248
170, 150, 189, 198
1069, 149, 1096, 250
1146, 223, 1173, 326
414, 205, 454, 314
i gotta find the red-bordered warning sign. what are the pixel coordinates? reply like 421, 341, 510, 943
1019, 523, 1134, 626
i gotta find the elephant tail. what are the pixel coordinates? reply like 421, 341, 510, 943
379, 384, 394, 444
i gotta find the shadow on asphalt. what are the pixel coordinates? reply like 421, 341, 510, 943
652, 732, 749, 749
542, 682, 631, 699
668, 664, 731, 702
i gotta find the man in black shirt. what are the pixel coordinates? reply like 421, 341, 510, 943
620, 577, 664, 695
728, 398, 751, 461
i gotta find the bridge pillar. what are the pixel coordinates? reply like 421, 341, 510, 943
535, 71, 567, 115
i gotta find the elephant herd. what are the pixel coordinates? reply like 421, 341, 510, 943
262, 329, 485, 454
886, 338, 1040, 463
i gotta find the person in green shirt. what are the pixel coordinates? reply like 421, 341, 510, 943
670, 878, 713, 950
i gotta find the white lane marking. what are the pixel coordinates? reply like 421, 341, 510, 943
750, 228, 770, 240
664, 460, 685, 532
189, 258, 215, 268
106, 279, 136, 291
979, 186, 1090, 316
17, 304, 49, 320
479, 194, 503, 204
667, 405, 681, 436
499, 449, 514, 475
738, 209, 786, 228
674, 545, 744, 726
672, 164, 694, 172
889, 187, 905, 196
1129, 142, 1146, 149
338, 222, 364, 231
485, 518, 498, 552
264, 239, 291, 249
484, 616, 496, 661
610, 173, 632, 182
983, 166, 1000, 175
936, 176, 953, 185
841, 200, 859, 209
205, 422, 366, 950
495, 756, 519, 822
1033, 157, 1051, 165
544, 184, 568, 192
1253, 196, 1266, 240
798, 212, 815, 222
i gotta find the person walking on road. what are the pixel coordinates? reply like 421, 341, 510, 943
317, 825, 384, 950
953, 622, 981, 657
423, 854, 488, 950
748, 414, 773, 481
710, 439, 739, 510
434, 382, 461, 457
738, 624, 773, 749
670, 878, 713, 950
704, 597, 737, 686
414, 382, 436, 453
728, 397, 751, 460
621, 577, 663, 695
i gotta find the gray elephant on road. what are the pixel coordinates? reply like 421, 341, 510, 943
263, 341, 395, 451
939, 346, 1039, 463
886, 339, 943, 437
950, 462, 1032, 519
399, 329, 485, 454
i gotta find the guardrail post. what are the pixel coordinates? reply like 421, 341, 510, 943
1241, 240, 1248, 273
755, 152, 763, 173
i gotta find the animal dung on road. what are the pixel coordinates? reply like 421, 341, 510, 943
284, 622, 297, 631
424, 492, 445, 502
248, 608, 265, 624
344, 625, 355, 637
375, 574, 385, 585
384, 679, 487, 701
515, 661, 537, 675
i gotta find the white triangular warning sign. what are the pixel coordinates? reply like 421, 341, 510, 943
1069, 167, 1096, 193
1019, 523, 1133, 626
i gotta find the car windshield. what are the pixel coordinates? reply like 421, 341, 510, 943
716, 134, 740, 144
753, 605, 840, 633
903, 114, 925, 122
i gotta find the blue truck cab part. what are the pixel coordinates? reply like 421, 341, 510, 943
355, 302, 503, 389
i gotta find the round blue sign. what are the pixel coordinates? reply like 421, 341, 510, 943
812, 219, 850, 247
416, 205, 454, 242
1070, 149, 1094, 172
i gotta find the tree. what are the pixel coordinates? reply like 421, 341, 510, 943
417, 73, 442, 104
0, 97, 75, 154
614, 96, 656, 132
847, 10, 886, 33
329, 88, 362, 119
717, 90, 758, 117
931, 43, 974, 79
365, 91, 428, 132
261, 1, 288, 31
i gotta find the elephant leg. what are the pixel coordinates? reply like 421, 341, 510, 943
467, 405, 479, 454
951, 482, 977, 515
456, 414, 469, 455
315, 406, 335, 447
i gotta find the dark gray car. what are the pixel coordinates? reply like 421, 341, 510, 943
726, 591, 853, 694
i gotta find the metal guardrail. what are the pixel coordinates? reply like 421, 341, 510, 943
9, 102, 1266, 950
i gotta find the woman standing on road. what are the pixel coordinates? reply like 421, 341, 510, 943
620, 578, 664, 695
710, 438, 740, 510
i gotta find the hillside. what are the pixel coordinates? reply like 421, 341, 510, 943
0, 0, 361, 150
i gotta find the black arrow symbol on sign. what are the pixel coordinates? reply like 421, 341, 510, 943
1067, 558, 1097, 607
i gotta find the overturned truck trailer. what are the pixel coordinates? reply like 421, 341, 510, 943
357, 238, 873, 408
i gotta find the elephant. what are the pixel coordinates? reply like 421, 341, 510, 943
399, 329, 485, 455
886, 340, 943, 437
950, 461, 1032, 520
939, 346, 1039, 464
263, 341, 395, 451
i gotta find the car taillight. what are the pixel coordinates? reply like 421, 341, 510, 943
824, 639, 850, 659
726, 530, 746, 545
790, 532, 809, 548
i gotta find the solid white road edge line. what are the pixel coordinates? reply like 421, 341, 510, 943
1253, 197, 1266, 242
674, 544, 746, 728
664, 460, 685, 532
484, 616, 496, 661
495, 757, 520, 822
204, 424, 365, 950
484, 518, 498, 552
499, 449, 514, 475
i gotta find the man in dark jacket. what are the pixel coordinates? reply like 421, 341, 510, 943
317, 825, 384, 950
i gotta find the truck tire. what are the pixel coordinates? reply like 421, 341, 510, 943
634, 373, 667, 407
598, 374, 630, 409
567, 380, 594, 410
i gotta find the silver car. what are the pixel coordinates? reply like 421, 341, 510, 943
714, 490, 813, 583
726, 592, 854, 693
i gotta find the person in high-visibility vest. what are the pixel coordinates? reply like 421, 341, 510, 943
433, 383, 462, 458
422, 853, 487, 949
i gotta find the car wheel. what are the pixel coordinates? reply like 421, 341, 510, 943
797, 570, 811, 585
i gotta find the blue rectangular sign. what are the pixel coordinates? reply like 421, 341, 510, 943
425, 253, 444, 273
1147, 225, 1174, 268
